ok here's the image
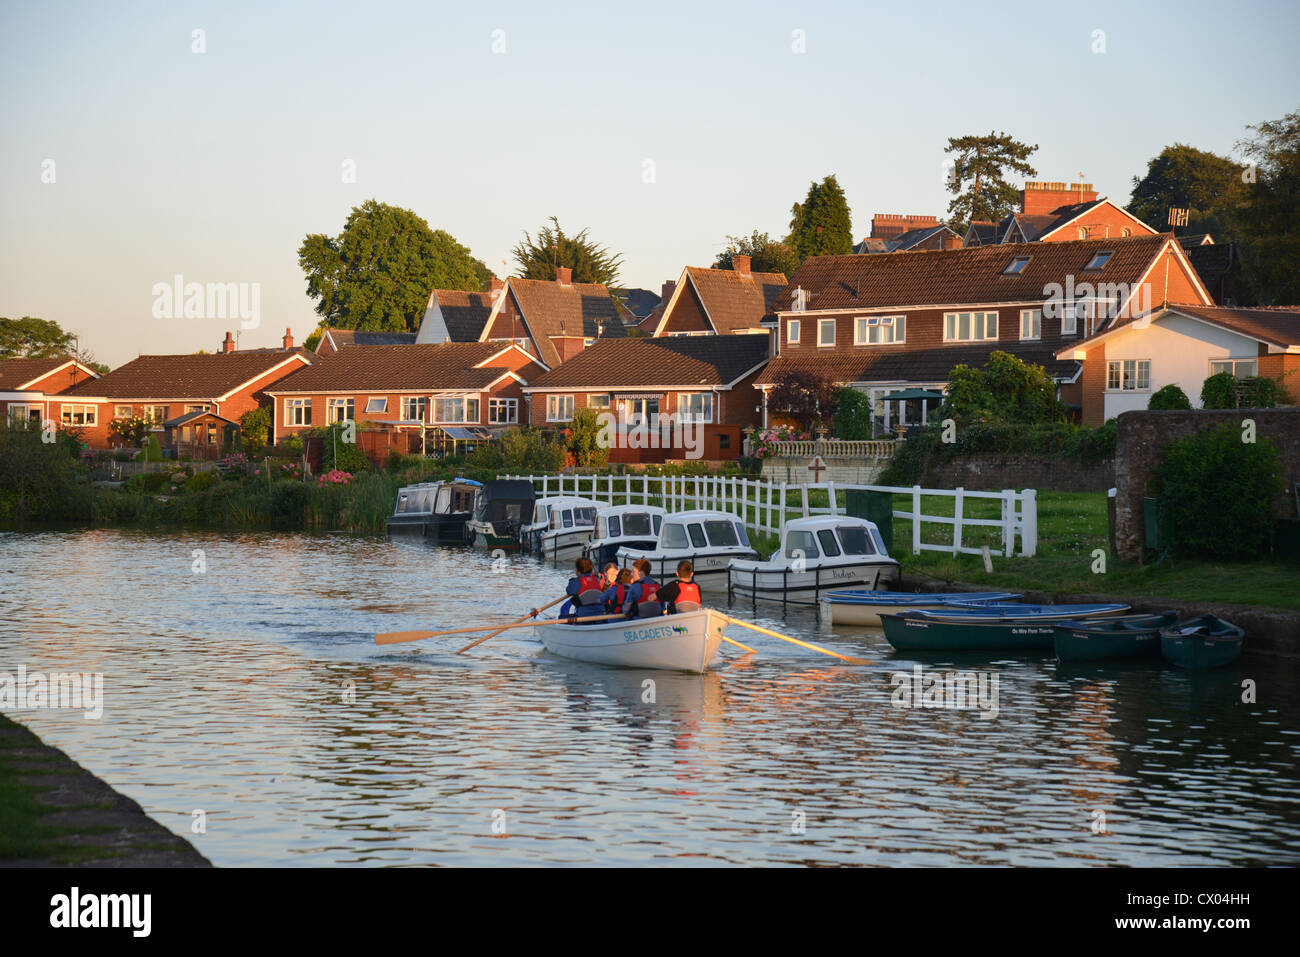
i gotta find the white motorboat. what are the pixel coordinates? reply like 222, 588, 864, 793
533, 608, 727, 673
728, 516, 900, 603
616, 509, 760, 586
522, 496, 601, 559
582, 504, 666, 566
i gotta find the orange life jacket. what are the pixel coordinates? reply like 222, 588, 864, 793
674, 580, 702, 608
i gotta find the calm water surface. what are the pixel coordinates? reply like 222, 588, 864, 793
1, 528, 1297, 866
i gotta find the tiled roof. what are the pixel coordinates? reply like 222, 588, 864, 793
685, 267, 788, 334
853, 237, 891, 254
509, 279, 625, 368
1009, 212, 1061, 242
0, 356, 85, 391
965, 222, 1002, 246
324, 329, 418, 349
63, 349, 307, 400
614, 288, 663, 319
757, 343, 1078, 386
1166, 304, 1300, 348
433, 290, 496, 341
267, 342, 525, 393
780, 234, 1171, 313
890, 225, 956, 250
523, 334, 771, 390
1184, 243, 1235, 297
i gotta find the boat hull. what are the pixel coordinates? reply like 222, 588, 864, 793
1160, 633, 1244, 669
1052, 613, 1176, 662
729, 560, 899, 602
818, 591, 1022, 627
534, 528, 595, 560
584, 540, 658, 566
881, 604, 1128, 652
534, 608, 727, 673
468, 521, 523, 550
385, 514, 470, 544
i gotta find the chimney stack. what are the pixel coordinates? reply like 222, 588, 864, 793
661, 279, 676, 302
732, 254, 752, 278
282, 327, 294, 350
489, 275, 505, 304
555, 266, 572, 286
222, 331, 235, 353
943, 236, 964, 250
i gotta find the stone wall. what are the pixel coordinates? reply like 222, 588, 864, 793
760, 456, 892, 485
924, 454, 1115, 492
1114, 408, 1300, 561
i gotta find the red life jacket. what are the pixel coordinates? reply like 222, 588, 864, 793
607, 583, 626, 613
674, 580, 702, 608
575, 572, 605, 607
638, 580, 660, 602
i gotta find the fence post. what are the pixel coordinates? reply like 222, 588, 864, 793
801, 483, 809, 518
912, 485, 922, 555
1001, 489, 1013, 556
779, 481, 788, 536
1021, 488, 1037, 557
953, 486, 965, 556
827, 481, 837, 517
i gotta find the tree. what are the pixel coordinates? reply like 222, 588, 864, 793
511, 216, 622, 287
0, 316, 75, 359
109, 415, 150, 447
714, 231, 800, 277
767, 368, 841, 431
1128, 143, 1245, 237
943, 132, 1038, 231
240, 406, 271, 451
787, 175, 853, 261
1234, 109, 1300, 304
298, 199, 493, 333
939, 351, 1063, 424
834, 388, 872, 440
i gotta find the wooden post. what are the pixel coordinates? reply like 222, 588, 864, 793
1021, 488, 1038, 557
779, 481, 788, 537
1002, 489, 1014, 556
801, 483, 809, 518
912, 484, 922, 555
827, 481, 837, 517
953, 486, 965, 556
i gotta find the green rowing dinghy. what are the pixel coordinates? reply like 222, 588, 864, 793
1052, 611, 1178, 662
881, 603, 1129, 652
1160, 616, 1245, 669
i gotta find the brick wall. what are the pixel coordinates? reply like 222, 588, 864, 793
1114, 408, 1300, 561
925, 454, 1115, 492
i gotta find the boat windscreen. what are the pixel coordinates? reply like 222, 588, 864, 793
734, 522, 750, 546
606, 515, 621, 538
704, 520, 739, 547
871, 527, 888, 555
785, 530, 820, 560
688, 523, 708, 548
622, 513, 650, 536
839, 526, 876, 555
573, 507, 596, 526
817, 528, 842, 557
662, 523, 688, 549
434, 487, 451, 513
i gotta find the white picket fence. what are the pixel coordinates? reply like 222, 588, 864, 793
501, 472, 1038, 557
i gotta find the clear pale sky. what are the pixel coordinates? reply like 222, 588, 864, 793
2, 0, 1297, 367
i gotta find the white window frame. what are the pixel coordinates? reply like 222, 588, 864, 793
60, 404, 98, 426
7, 403, 41, 428
546, 394, 574, 422
1019, 309, 1042, 341
588, 394, 611, 410
943, 311, 999, 342
787, 319, 800, 343
853, 315, 906, 345
1061, 304, 1080, 337
364, 397, 387, 414
1209, 358, 1258, 379
285, 398, 311, 426
401, 396, 427, 422
817, 318, 836, 347
327, 397, 355, 423
489, 397, 518, 424
676, 392, 714, 423
185, 404, 212, 414
113, 404, 133, 419
1106, 359, 1152, 392
144, 405, 169, 427
432, 396, 479, 424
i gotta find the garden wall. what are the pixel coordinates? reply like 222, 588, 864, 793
1114, 408, 1300, 561
924, 454, 1115, 492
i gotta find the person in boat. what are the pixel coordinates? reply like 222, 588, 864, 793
560, 557, 607, 620
602, 562, 619, 589
623, 558, 662, 618
604, 568, 634, 615
656, 560, 703, 615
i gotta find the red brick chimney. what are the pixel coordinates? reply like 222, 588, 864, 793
871, 213, 940, 241
489, 275, 505, 305
1022, 181, 1098, 215
943, 236, 964, 250
732, 254, 752, 278
555, 266, 572, 286
661, 279, 676, 302
222, 331, 235, 353
282, 327, 294, 349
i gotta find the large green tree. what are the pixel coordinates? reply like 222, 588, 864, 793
939, 351, 1064, 425
713, 230, 800, 277
511, 217, 623, 287
0, 316, 108, 372
1128, 143, 1245, 236
298, 200, 493, 333
1234, 109, 1300, 304
787, 175, 853, 261
943, 132, 1038, 231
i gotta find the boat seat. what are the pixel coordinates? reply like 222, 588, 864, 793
674, 600, 701, 613
635, 600, 663, 618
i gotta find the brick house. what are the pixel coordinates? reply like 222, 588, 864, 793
963, 181, 1157, 247
316, 329, 417, 356
1, 356, 102, 429
758, 234, 1214, 433
520, 335, 771, 462
1056, 304, 1300, 424
415, 284, 502, 345
649, 256, 787, 337
264, 341, 546, 450
855, 214, 962, 253
475, 267, 625, 367
53, 330, 311, 448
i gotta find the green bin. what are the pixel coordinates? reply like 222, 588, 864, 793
846, 489, 893, 551
1143, 497, 1171, 550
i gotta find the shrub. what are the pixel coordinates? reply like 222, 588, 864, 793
466, 427, 564, 473
1149, 424, 1284, 559
834, 388, 871, 440
269, 480, 314, 526
1148, 384, 1192, 410
1200, 372, 1238, 409
124, 471, 169, 494
240, 406, 271, 451
184, 471, 219, 493
1241, 376, 1289, 408
562, 408, 608, 469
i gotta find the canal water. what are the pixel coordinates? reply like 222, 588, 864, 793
2, 528, 1297, 866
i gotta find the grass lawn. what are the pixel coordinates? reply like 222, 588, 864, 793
888, 491, 1299, 612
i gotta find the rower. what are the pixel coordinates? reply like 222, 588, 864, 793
604, 568, 634, 615
560, 557, 607, 620
656, 560, 702, 614
601, 562, 619, 589
623, 558, 662, 618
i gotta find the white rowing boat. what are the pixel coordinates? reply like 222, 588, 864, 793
533, 608, 727, 673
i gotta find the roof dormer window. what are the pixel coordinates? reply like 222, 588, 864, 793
1084, 251, 1112, 269
1003, 256, 1031, 275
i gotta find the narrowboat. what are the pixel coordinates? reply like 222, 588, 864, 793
466, 479, 536, 550
534, 607, 727, 673
583, 504, 666, 566
1160, 616, 1245, 669
1052, 611, 1178, 662
385, 479, 481, 543
616, 509, 760, 587
818, 590, 1022, 627
728, 516, 900, 603
880, 603, 1130, 652
522, 496, 601, 559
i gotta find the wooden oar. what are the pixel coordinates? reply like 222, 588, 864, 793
722, 636, 757, 653
719, 614, 867, 664
375, 611, 635, 645
456, 596, 566, 655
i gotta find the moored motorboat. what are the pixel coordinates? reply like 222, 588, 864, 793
728, 516, 900, 603
880, 602, 1130, 652
533, 608, 728, 673
583, 504, 666, 566
386, 479, 481, 543
466, 479, 536, 549
617, 510, 759, 586
1052, 611, 1178, 662
1160, 615, 1245, 669
521, 496, 601, 557
818, 590, 1021, 627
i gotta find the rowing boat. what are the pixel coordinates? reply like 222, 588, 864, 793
1160, 616, 1245, 669
1052, 611, 1178, 662
818, 590, 1022, 627
880, 603, 1130, 652
533, 608, 728, 673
